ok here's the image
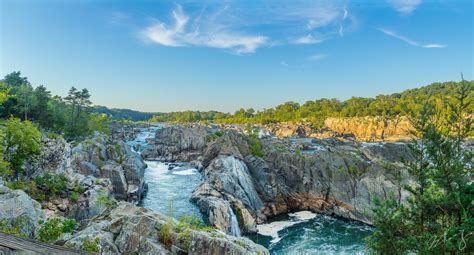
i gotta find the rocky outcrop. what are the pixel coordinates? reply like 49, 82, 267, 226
148, 126, 416, 234
141, 126, 208, 162
265, 116, 413, 141
65, 202, 268, 255
323, 116, 413, 141
71, 134, 147, 203
0, 183, 45, 238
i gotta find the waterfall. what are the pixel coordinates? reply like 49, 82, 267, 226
228, 207, 241, 237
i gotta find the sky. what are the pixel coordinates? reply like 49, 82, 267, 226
0, 0, 473, 113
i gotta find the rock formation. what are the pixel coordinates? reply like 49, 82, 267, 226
265, 116, 413, 141
142, 126, 415, 235
65, 202, 268, 255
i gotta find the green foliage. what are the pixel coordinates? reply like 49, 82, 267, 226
0, 216, 28, 238
88, 113, 111, 135
0, 72, 114, 140
69, 181, 84, 202
37, 218, 76, 243
366, 79, 474, 254
147, 80, 473, 127
295, 148, 301, 156
93, 105, 155, 121
34, 172, 68, 197
0, 117, 42, 178
159, 217, 175, 248
96, 190, 116, 208
247, 127, 265, 157
82, 237, 100, 253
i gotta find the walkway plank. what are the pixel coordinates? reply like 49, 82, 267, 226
0, 232, 91, 254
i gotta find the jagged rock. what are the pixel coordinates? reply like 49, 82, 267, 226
361, 142, 414, 163
71, 134, 147, 203
141, 126, 208, 161
0, 184, 45, 238
65, 202, 268, 255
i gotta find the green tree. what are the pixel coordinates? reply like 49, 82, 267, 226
32, 85, 52, 125
366, 79, 474, 254
16, 84, 34, 121
0, 117, 42, 179
3, 71, 28, 88
64, 87, 92, 138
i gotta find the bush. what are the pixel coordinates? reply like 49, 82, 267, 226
0, 217, 27, 238
96, 190, 116, 208
34, 172, 69, 197
82, 237, 100, 252
0, 117, 42, 178
37, 218, 76, 243
159, 217, 174, 248
248, 134, 264, 157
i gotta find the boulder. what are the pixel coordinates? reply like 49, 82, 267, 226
65, 202, 268, 255
0, 184, 45, 238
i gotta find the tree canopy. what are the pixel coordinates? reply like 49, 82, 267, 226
149, 80, 474, 127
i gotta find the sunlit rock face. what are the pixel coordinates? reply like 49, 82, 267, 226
265, 116, 414, 141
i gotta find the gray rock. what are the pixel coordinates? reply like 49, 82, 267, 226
0, 184, 45, 238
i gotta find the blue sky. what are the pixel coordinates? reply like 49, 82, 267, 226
0, 0, 472, 112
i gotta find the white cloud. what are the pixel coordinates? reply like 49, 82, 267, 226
294, 34, 325, 44
378, 28, 446, 48
388, 0, 422, 14
141, 2, 352, 53
280, 61, 289, 66
142, 5, 267, 54
308, 54, 326, 61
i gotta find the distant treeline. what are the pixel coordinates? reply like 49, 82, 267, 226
150, 80, 474, 127
92, 106, 159, 122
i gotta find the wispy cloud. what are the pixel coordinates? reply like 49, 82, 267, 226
378, 28, 446, 48
308, 54, 327, 61
280, 61, 289, 66
142, 5, 267, 54
140, 1, 351, 54
388, 0, 422, 14
294, 34, 325, 45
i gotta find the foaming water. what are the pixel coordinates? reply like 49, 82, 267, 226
250, 213, 373, 255
141, 161, 202, 219
128, 126, 203, 219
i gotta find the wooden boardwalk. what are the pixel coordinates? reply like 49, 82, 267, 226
0, 232, 91, 254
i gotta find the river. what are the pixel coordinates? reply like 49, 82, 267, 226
128, 125, 373, 254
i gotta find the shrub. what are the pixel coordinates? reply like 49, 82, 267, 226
0, 217, 27, 238
159, 217, 174, 248
96, 190, 116, 208
248, 134, 264, 157
34, 172, 68, 196
37, 218, 76, 243
295, 148, 301, 156
82, 237, 100, 252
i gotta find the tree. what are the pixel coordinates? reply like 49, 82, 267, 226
64, 87, 92, 138
3, 71, 28, 88
0, 82, 9, 104
0, 117, 42, 179
32, 85, 52, 125
15, 84, 34, 120
366, 79, 474, 254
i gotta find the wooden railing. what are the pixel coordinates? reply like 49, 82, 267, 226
0, 232, 91, 254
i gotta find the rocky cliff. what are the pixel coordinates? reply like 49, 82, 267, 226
143, 126, 415, 236
265, 116, 413, 141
